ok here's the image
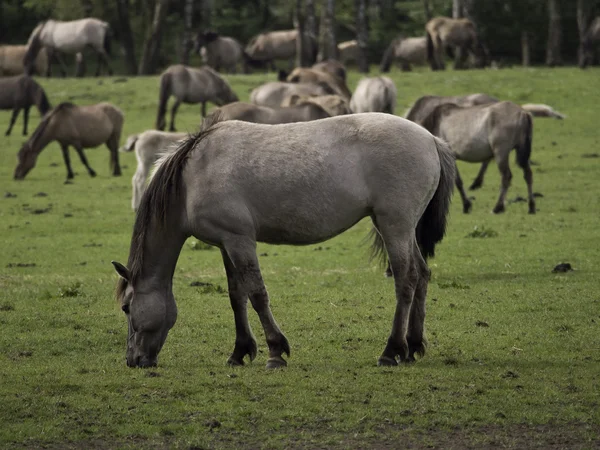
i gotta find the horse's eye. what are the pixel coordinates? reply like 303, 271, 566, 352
122, 304, 130, 314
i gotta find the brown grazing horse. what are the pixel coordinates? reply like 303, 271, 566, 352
250, 81, 335, 108
312, 59, 346, 81
0, 75, 51, 136
285, 67, 352, 100
155, 65, 239, 131
425, 17, 488, 70
14, 102, 124, 181
214, 101, 331, 124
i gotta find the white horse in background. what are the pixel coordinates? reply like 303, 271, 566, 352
23, 18, 112, 77
119, 130, 188, 211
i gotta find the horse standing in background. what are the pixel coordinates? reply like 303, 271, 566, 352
350, 77, 397, 114
23, 18, 112, 77
312, 59, 346, 81
194, 31, 248, 73
0, 75, 51, 136
425, 17, 489, 70
155, 65, 239, 131
580, 17, 600, 68
245, 29, 317, 70
250, 81, 335, 108
380, 37, 427, 72
0, 45, 48, 76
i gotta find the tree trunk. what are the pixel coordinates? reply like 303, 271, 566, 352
138, 0, 170, 75
546, 0, 562, 66
452, 0, 463, 19
577, 0, 591, 66
200, 0, 212, 30
80, 0, 93, 17
116, 0, 138, 75
305, 0, 317, 42
422, 0, 432, 22
318, 0, 337, 62
294, 0, 307, 67
521, 31, 530, 66
355, 0, 369, 73
181, 0, 194, 65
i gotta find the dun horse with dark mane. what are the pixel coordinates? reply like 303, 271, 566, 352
112, 113, 455, 369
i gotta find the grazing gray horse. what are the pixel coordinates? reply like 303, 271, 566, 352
350, 77, 397, 114
312, 59, 346, 81
280, 94, 352, 116
14, 102, 123, 181
250, 81, 335, 108
380, 36, 427, 72
214, 101, 331, 124
112, 112, 455, 369
420, 101, 534, 214
119, 130, 188, 211
286, 67, 352, 100
0, 75, 51, 136
155, 64, 239, 131
23, 18, 112, 77
580, 17, 600, 68
195, 31, 247, 73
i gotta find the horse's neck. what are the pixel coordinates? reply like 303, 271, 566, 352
29, 122, 54, 155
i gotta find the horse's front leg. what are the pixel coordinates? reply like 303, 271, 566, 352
22, 106, 30, 136
5, 108, 20, 136
222, 237, 289, 369
60, 144, 75, 180
107, 134, 121, 176
469, 159, 491, 190
54, 52, 69, 77
220, 249, 258, 366
201, 101, 206, 119
170, 100, 181, 131
73, 145, 97, 177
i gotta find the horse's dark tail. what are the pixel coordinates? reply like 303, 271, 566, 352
380, 38, 397, 73
156, 72, 171, 130
515, 112, 533, 169
416, 137, 456, 259
426, 31, 435, 69
103, 25, 112, 56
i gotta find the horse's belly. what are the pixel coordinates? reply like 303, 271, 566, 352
455, 139, 492, 162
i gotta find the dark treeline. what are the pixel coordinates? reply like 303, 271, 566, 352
0, 0, 598, 74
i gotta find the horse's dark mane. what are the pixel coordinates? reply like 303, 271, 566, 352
125, 112, 225, 285
405, 96, 436, 122
25, 102, 74, 154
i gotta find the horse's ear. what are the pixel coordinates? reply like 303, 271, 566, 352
111, 261, 130, 281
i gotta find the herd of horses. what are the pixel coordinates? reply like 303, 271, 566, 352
0, 14, 584, 370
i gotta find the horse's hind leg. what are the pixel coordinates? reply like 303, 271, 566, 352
455, 165, 473, 213
469, 159, 491, 190
407, 244, 430, 361
492, 153, 512, 214
170, 100, 181, 131
60, 144, 75, 179
522, 161, 536, 214
5, 108, 20, 136
221, 249, 258, 366
22, 106, 30, 135
73, 145, 97, 177
376, 223, 418, 366
222, 237, 289, 369
107, 134, 122, 176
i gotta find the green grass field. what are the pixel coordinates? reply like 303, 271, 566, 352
1, 66, 599, 449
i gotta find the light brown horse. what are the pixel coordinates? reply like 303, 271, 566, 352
155, 64, 239, 131
337, 40, 359, 66
214, 101, 331, 124
425, 17, 488, 70
195, 31, 247, 73
250, 81, 335, 108
245, 29, 317, 70
0, 75, 51, 136
0, 45, 48, 76
380, 36, 427, 72
285, 67, 352, 100
312, 59, 346, 81
580, 17, 600, 68
280, 94, 352, 116
420, 101, 534, 215
13, 102, 124, 181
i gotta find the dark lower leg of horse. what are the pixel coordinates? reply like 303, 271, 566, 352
5, 109, 19, 136
60, 145, 75, 180
470, 160, 490, 190
400, 60, 412, 72
108, 140, 122, 176
221, 249, 257, 366
23, 107, 30, 136
493, 161, 512, 214
100, 51, 113, 76
406, 249, 430, 361
170, 101, 181, 132
455, 168, 473, 214
523, 164, 536, 214
201, 102, 207, 119
95, 53, 102, 77
73, 146, 96, 177
225, 241, 289, 369
378, 241, 417, 366
453, 48, 469, 70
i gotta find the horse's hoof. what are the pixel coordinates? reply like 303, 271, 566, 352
377, 356, 398, 367
463, 202, 473, 214
528, 208, 536, 215
469, 183, 482, 190
64, 180, 74, 185
89, 171, 97, 178
226, 356, 244, 367
266, 357, 287, 369
492, 205, 505, 214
